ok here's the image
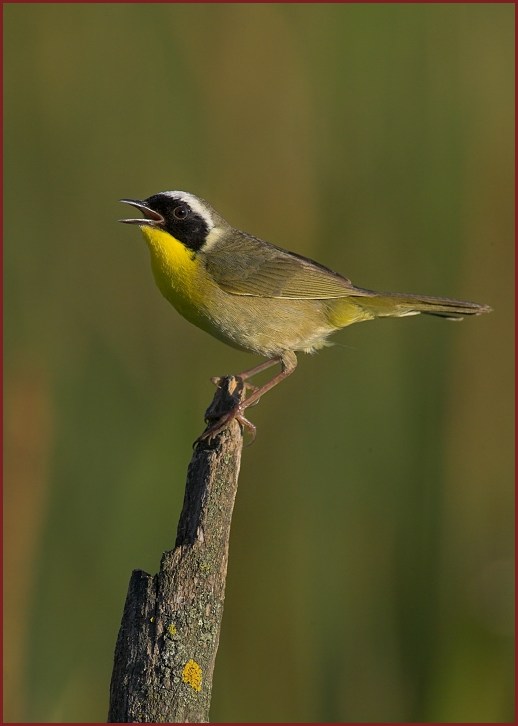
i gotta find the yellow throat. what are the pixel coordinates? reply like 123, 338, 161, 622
139, 225, 209, 322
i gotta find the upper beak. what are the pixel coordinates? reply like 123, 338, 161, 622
118, 199, 164, 226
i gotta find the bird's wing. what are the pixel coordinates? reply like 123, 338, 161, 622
204, 233, 373, 299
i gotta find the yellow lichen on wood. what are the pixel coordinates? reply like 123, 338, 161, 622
182, 659, 202, 692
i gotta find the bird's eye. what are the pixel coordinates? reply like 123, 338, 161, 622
173, 204, 189, 220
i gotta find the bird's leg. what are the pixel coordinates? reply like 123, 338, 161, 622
237, 353, 296, 412
210, 357, 281, 393
196, 352, 298, 445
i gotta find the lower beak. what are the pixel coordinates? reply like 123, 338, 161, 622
118, 199, 164, 225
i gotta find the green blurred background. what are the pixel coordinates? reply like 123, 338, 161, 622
3, 3, 513, 723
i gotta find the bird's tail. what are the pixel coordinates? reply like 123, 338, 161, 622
329, 290, 492, 327
362, 290, 491, 320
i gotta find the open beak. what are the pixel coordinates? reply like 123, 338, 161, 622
118, 199, 164, 226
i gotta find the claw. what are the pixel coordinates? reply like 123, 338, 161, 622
193, 403, 256, 447
196, 354, 297, 448
235, 411, 256, 445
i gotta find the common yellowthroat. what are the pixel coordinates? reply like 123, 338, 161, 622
119, 191, 491, 442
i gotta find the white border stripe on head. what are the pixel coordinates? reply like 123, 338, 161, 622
161, 191, 214, 229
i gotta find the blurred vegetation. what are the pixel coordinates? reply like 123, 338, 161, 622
3, 3, 513, 723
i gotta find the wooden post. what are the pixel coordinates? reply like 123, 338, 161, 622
108, 376, 245, 723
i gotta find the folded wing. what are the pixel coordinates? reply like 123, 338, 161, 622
204, 232, 371, 299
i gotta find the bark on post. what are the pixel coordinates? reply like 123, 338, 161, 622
108, 376, 245, 723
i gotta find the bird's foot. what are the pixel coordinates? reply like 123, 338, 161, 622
193, 375, 256, 447
194, 403, 256, 447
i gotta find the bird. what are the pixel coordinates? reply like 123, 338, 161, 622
119, 190, 491, 442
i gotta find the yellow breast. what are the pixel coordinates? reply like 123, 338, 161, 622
139, 226, 212, 326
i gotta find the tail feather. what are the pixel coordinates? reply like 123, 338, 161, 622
352, 290, 492, 321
